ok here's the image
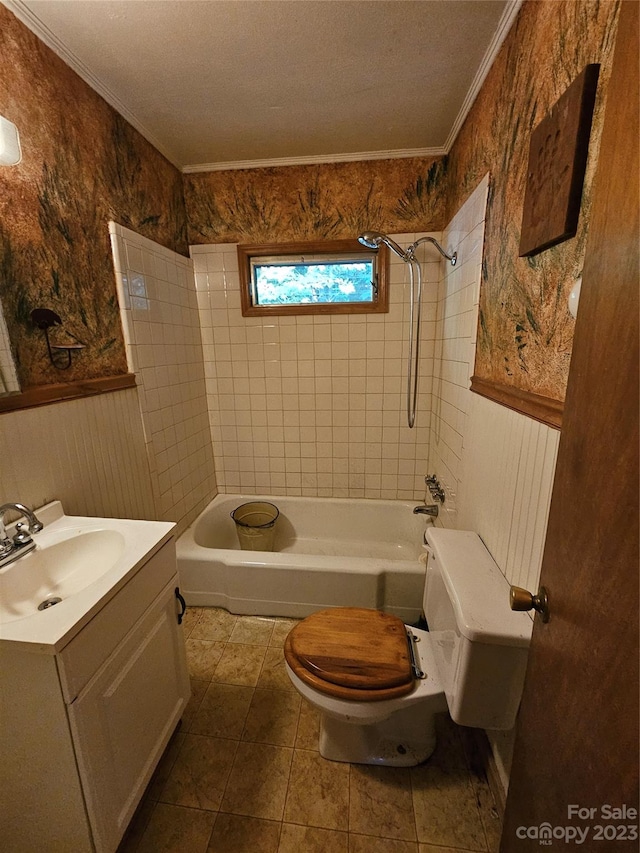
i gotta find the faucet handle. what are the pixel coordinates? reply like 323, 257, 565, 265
13, 522, 34, 546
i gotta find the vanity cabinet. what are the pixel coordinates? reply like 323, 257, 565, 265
0, 538, 190, 853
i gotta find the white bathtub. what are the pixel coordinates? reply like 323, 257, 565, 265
177, 494, 431, 622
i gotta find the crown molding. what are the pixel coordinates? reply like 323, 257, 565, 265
182, 147, 448, 174
443, 0, 523, 152
3, 0, 182, 169
4, 0, 521, 174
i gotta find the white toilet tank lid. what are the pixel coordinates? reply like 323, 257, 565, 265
425, 528, 533, 647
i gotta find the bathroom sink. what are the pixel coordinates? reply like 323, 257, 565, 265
0, 528, 126, 623
0, 501, 175, 650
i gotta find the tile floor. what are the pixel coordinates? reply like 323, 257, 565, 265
119, 608, 503, 853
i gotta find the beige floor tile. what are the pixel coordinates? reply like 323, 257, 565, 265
190, 608, 238, 642
283, 749, 350, 831
295, 699, 320, 750
160, 733, 237, 811
221, 742, 293, 821
136, 802, 216, 853
182, 679, 210, 731
208, 813, 281, 852
213, 643, 267, 686
349, 764, 417, 841
350, 835, 419, 853
270, 618, 298, 648
467, 774, 501, 853
181, 607, 205, 639
185, 639, 226, 680
279, 823, 348, 853
417, 845, 472, 852
190, 683, 254, 740
242, 688, 301, 747
458, 729, 502, 853
229, 615, 275, 645
410, 718, 486, 851
257, 646, 297, 691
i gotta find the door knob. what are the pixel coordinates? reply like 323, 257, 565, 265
510, 585, 550, 622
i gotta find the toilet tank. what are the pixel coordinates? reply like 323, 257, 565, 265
423, 528, 532, 730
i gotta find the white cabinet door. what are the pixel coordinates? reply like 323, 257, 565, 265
68, 576, 190, 853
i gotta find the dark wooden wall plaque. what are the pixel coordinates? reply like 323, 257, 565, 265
519, 64, 600, 257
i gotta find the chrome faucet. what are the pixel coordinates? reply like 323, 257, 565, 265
413, 503, 439, 518
0, 503, 44, 568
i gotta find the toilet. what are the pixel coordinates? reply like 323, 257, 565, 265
284, 527, 533, 766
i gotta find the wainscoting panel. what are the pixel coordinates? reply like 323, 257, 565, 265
458, 392, 560, 594
0, 388, 156, 520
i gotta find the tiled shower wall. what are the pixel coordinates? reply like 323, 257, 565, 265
429, 175, 490, 524
191, 235, 443, 499
110, 223, 217, 535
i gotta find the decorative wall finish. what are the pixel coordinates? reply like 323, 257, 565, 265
184, 158, 448, 244
447, 0, 619, 407
0, 5, 188, 390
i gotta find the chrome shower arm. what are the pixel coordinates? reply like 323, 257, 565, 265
357, 229, 458, 430
408, 236, 457, 266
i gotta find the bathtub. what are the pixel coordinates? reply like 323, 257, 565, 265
177, 494, 431, 622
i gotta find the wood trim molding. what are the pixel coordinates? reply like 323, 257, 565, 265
0, 373, 137, 414
470, 375, 563, 429
237, 239, 389, 317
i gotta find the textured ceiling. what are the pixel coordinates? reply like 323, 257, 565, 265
8, 0, 517, 170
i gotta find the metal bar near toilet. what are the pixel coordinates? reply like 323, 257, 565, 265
406, 629, 426, 679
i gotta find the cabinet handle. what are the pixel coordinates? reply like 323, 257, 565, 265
175, 587, 187, 625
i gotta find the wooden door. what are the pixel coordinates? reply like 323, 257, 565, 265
501, 2, 639, 850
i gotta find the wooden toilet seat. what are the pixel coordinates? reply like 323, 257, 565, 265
284, 607, 415, 701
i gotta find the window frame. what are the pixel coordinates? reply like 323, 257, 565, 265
237, 239, 389, 317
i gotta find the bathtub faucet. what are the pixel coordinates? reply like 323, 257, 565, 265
413, 504, 439, 518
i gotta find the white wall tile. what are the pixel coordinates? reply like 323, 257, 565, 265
111, 223, 217, 534
191, 234, 441, 499
428, 175, 490, 523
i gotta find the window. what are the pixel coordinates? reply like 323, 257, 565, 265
238, 239, 389, 317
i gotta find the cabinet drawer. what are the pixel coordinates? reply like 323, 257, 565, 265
58, 538, 176, 702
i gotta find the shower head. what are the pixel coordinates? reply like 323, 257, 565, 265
358, 231, 409, 260
358, 231, 384, 249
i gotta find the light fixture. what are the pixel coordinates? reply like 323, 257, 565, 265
0, 115, 22, 166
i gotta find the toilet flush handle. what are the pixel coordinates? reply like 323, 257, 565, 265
510, 585, 550, 623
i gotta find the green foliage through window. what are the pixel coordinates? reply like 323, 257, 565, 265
252, 259, 374, 306
238, 240, 389, 317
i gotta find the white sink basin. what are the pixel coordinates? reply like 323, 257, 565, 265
0, 529, 126, 623
0, 501, 175, 650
